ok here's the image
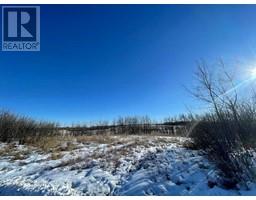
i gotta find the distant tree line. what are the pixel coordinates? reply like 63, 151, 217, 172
60, 116, 190, 136
0, 111, 191, 143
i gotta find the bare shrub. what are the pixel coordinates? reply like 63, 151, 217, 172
189, 59, 256, 189
0, 111, 58, 144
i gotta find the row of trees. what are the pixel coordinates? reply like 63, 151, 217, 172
63, 116, 189, 136
0, 111, 190, 142
69, 115, 190, 128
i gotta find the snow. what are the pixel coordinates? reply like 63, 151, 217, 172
0, 135, 255, 195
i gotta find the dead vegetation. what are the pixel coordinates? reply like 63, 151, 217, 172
0, 111, 58, 144
75, 134, 117, 144
41, 135, 180, 172
0, 132, 183, 173
188, 59, 256, 189
0, 143, 31, 161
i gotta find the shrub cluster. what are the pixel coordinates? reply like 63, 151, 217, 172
190, 109, 256, 189
189, 60, 256, 189
0, 111, 58, 144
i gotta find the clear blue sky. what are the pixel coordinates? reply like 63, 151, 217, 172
1, 5, 256, 124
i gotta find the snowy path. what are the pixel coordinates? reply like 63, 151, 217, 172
0, 136, 253, 195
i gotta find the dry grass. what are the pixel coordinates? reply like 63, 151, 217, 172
0, 134, 185, 174
183, 140, 199, 150
25, 136, 61, 152
10, 151, 29, 161
0, 143, 31, 161
24, 136, 78, 153
0, 146, 9, 157
53, 156, 87, 169
49, 152, 63, 160
75, 134, 117, 144
49, 135, 158, 171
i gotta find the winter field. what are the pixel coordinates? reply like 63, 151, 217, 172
0, 134, 256, 196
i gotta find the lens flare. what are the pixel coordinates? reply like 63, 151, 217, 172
250, 68, 256, 78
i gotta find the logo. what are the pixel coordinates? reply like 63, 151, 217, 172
2, 6, 40, 51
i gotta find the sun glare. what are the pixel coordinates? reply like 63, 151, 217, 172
250, 67, 256, 78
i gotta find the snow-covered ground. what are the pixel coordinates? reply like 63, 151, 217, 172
0, 135, 255, 195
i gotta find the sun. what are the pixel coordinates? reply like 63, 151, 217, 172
250, 67, 256, 78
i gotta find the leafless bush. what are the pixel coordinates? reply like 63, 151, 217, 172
0, 111, 58, 144
189, 59, 256, 189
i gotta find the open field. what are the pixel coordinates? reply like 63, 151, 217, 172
0, 134, 255, 196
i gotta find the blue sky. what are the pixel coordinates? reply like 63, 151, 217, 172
1, 5, 256, 124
